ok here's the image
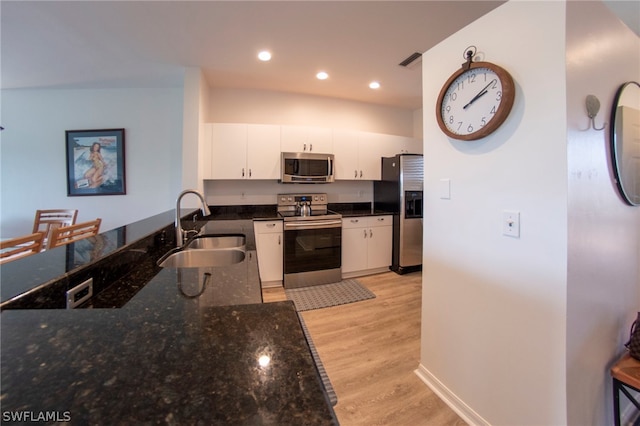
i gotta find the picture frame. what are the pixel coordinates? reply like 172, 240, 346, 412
66, 128, 126, 196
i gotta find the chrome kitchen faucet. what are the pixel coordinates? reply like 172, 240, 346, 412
175, 189, 211, 247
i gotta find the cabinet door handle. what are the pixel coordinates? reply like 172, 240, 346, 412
310, 144, 313, 151
249, 169, 252, 178
364, 229, 367, 238
350, 219, 359, 223
266, 223, 276, 228
303, 143, 307, 151
354, 170, 358, 178
242, 168, 245, 177
369, 229, 373, 238
278, 235, 281, 245
360, 170, 363, 178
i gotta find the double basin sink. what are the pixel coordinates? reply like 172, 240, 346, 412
158, 234, 246, 268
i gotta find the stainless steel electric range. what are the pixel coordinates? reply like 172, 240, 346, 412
277, 193, 342, 289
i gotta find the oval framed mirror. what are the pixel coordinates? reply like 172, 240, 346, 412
610, 81, 640, 206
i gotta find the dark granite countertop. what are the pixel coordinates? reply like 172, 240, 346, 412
1, 302, 336, 425
329, 202, 393, 218
87, 219, 262, 309
0, 209, 337, 424
0, 210, 179, 306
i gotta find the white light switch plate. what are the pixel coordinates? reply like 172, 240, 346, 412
439, 179, 451, 199
502, 210, 520, 238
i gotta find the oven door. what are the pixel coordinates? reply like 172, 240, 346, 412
283, 219, 342, 288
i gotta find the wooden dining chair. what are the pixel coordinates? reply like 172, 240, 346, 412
0, 232, 46, 264
47, 218, 102, 250
33, 209, 78, 241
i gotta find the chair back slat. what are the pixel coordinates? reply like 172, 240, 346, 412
0, 232, 46, 263
47, 219, 102, 250
33, 209, 78, 241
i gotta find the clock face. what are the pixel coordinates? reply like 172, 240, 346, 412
436, 62, 515, 141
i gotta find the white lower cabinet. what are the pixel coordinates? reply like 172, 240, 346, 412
253, 220, 283, 287
342, 215, 393, 278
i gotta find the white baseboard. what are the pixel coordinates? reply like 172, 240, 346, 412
414, 364, 489, 426
260, 280, 282, 288
342, 267, 389, 280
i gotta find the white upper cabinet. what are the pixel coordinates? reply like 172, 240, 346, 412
210, 123, 247, 179
280, 125, 333, 153
334, 130, 386, 181
204, 122, 421, 181
247, 124, 281, 179
332, 129, 360, 180
334, 130, 421, 181
357, 132, 388, 181
208, 123, 280, 179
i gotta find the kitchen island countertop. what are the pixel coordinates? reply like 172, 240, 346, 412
0, 210, 337, 425
1, 301, 336, 424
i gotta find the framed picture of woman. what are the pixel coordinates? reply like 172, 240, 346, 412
65, 128, 126, 196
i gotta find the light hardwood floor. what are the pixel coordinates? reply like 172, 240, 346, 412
263, 272, 466, 426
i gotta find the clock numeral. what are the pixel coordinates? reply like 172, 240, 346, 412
490, 106, 497, 115
445, 105, 451, 113
456, 122, 463, 131
467, 124, 474, 133
496, 90, 502, 101
491, 80, 498, 90
448, 92, 458, 102
481, 117, 487, 127
467, 73, 477, 84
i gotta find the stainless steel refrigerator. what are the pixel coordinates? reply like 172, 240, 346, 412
373, 154, 423, 274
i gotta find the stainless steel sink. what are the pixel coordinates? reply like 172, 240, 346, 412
186, 234, 246, 250
158, 248, 246, 269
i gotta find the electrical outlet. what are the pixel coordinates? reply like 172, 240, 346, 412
502, 210, 520, 238
66, 278, 93, 309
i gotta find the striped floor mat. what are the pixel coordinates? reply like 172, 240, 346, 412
297, 314, 338, 406
285, 279, 376, 312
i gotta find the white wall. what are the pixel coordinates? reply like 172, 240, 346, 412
182, 68, 205, 194
417, 2, 568, 425
565, 2, 640, 425
0, 87, 183, 236
209, 87, 418, 137
203, 179, 372, 207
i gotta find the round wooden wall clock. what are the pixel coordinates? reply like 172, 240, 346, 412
436, 50, 515, 141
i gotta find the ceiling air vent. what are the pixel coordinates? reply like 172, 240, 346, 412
399, 52, 422, 68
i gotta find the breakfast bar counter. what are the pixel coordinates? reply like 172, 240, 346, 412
0, 209, 337, 424
1, 301, 335, 424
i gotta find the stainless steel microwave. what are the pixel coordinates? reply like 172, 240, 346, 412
281, 152, 335, 183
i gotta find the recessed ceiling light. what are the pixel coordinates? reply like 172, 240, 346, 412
316, 71, 329, 80
258, 51, 272, 61
369, 81, 381, 89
